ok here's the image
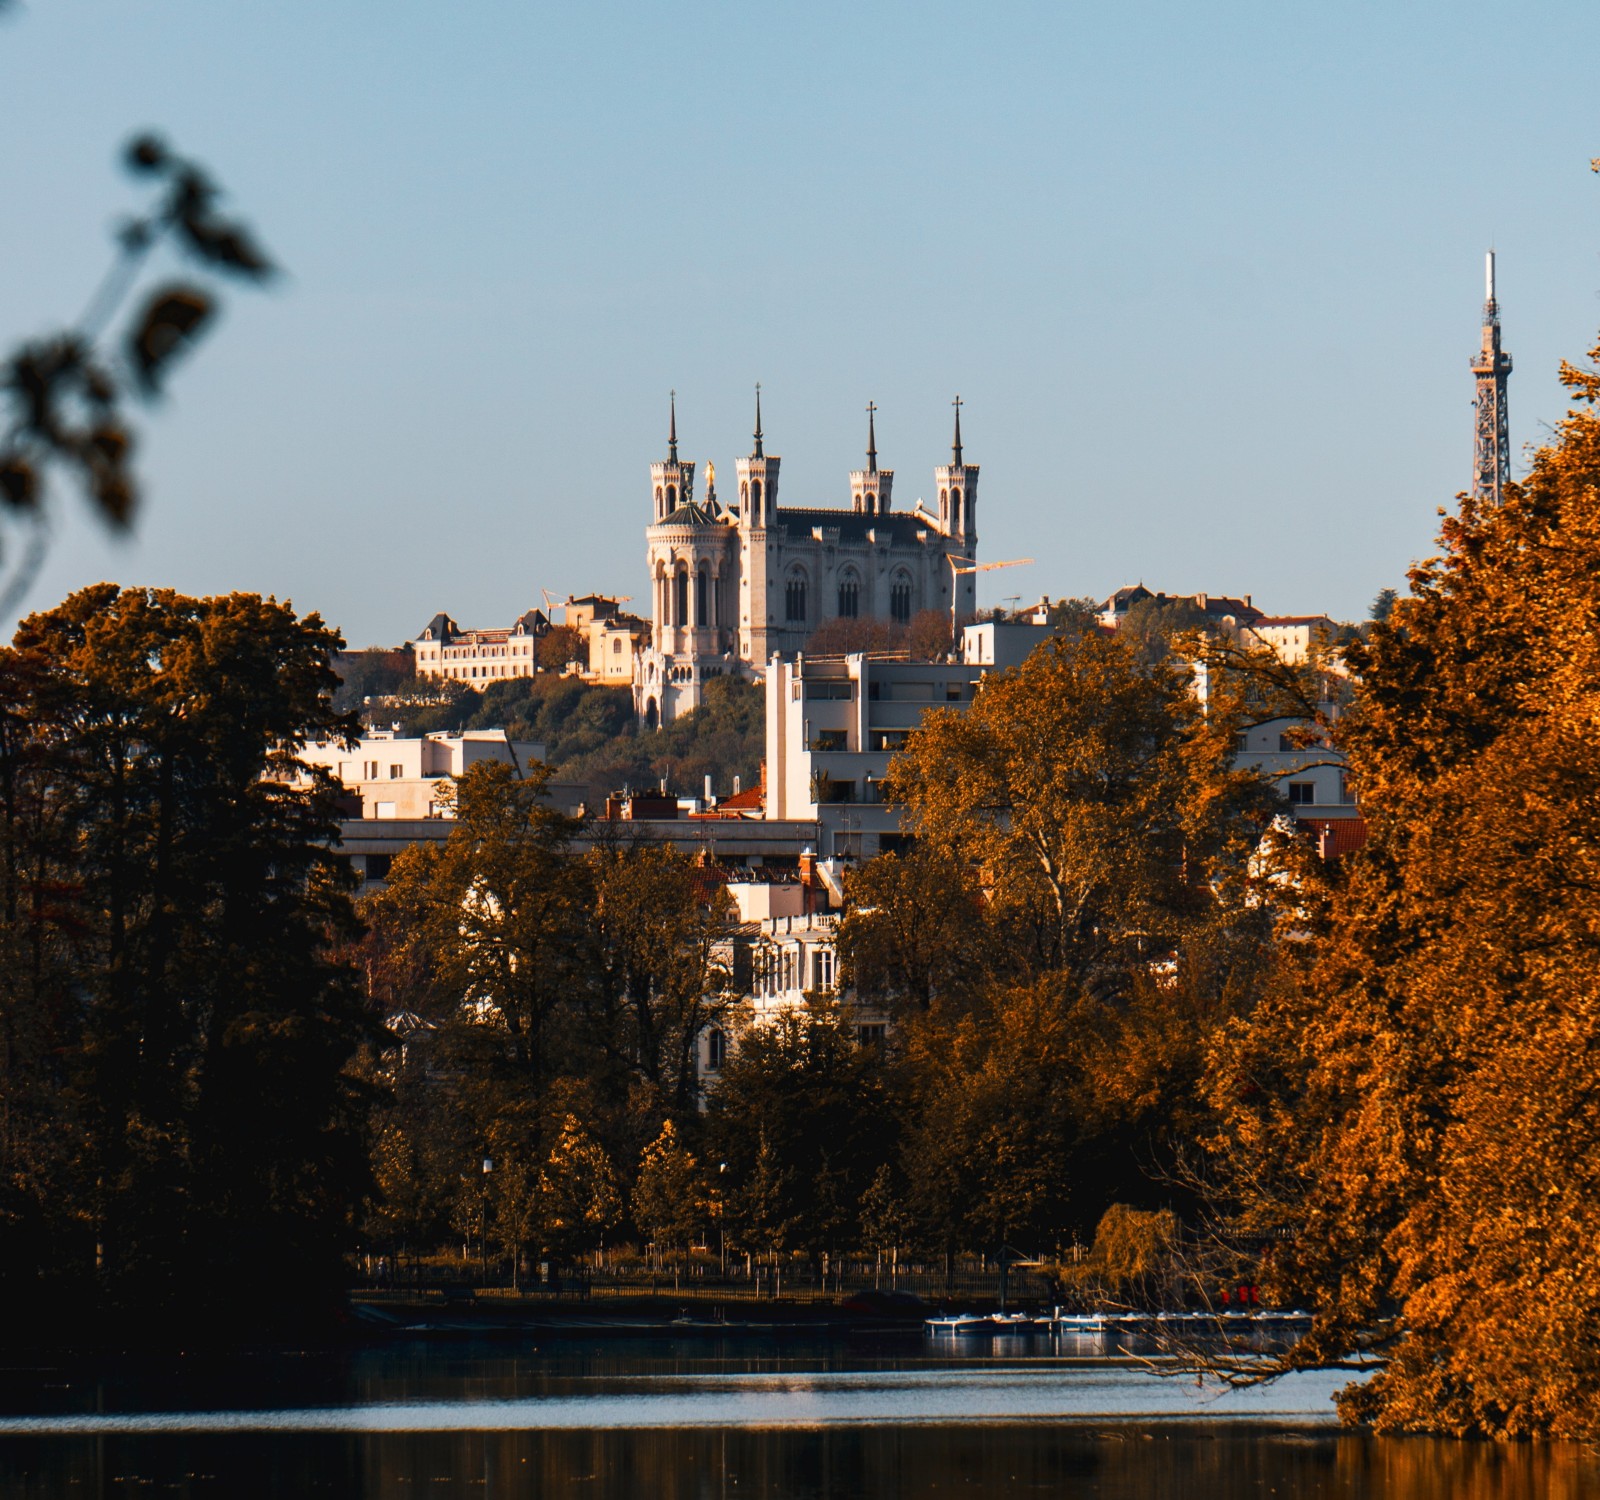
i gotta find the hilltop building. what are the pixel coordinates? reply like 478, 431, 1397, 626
411, 610, 550, 684
634, 392, 983, 727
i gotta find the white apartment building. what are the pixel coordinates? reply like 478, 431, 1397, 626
1242, 615, 1342, 665
1233, 716, 1357, 819
699, 867, 888, 1086
298, 728, 547, 819
763, 623, 1053, 858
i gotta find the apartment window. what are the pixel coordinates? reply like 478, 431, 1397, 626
858, 1023, 886, 1048
804, 680, 854, 700
811, 729, 847, 752
1287, 782, 1315, 806
705, 1029, 727, 1072
869, 730, 908, 752
814, 949, 834, 990
1278, 733, 1296, 752
389, 765, 403, 779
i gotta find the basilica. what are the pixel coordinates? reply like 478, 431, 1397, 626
634, 393, 981, 726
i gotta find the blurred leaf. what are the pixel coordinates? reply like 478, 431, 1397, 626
0, 456, 38, 511
90, 469, 136, 528
124, 134, 169, 175
178, 217, 276, 279
127, 284, 213, 393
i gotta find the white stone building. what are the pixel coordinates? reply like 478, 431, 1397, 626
411, 610, 549, 685
634, 392, 982, 727
296, 728, 547, 819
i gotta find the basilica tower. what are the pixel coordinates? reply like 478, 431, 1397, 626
934, 396, 979, 545
649, 391, 695, 521
848, 403, 895, 514
734, 386, 780, 663
1471, 251, 1513, 506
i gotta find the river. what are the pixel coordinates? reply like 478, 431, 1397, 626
0, 1332, 1592, 1497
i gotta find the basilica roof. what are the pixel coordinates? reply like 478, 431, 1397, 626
774, 507, 940, 545
654, 501, 726, 528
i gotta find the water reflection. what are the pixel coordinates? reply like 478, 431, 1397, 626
4, 1425, 1596, 1500
0, 1338, 1593, 1499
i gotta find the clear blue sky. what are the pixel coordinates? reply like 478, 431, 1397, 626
5, 0, 1599, 644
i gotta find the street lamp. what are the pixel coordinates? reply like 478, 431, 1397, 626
480, 1157, 493, 1286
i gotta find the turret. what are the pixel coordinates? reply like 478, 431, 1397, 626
849, 401, 894, 514
934, 395, 978, 543
649, 391, 696, 521
735, 384, 780, 529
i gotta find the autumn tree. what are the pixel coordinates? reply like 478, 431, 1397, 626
1203, 328, 1600, 1439
632, 1119, 706, 1258
705, 1006, 892, 1265
586, 844, 735, 1124
873, 628, 1277, 1250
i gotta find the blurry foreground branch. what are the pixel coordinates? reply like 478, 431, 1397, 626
0, 133, 276, 615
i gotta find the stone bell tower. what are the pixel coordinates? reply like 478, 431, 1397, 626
934, 395, 978, 547
735, 385, 780, 662
649, 391, 695, 521
849, 402, 895, 514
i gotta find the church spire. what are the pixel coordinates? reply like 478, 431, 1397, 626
1471, 252, 1513, 506
753, 383, 764, 458
951, 394, 964, 467
866, 401, 878, 476
668, 389, 679, 464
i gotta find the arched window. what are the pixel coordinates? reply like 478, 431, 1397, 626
654, 485, 664, 514
890, 573, 913, 625
751, 479, 763, 521
675, 570, 689, 625
785, 570, 808, 624
612, 638, 623, 655
696, 564, 709, 627
939, 488, 948, 523
863, 491, 876, 515
666, 484, 678, 509
951, 489, 963, 530
706, 1029, 726, 1072
645, 697, 659, 731
837, 571, 860, 619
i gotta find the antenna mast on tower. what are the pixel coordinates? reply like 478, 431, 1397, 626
1471, 251, 1513, 506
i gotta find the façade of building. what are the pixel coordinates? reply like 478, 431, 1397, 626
634, 392, 982, 727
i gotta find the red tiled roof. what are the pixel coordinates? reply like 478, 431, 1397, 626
1298, 816, 1367, 859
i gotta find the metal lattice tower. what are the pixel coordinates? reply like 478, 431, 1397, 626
1471, 250, 1513, 505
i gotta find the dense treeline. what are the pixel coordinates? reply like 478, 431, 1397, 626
348, 622, 1282, 1289
0, 586, 369, 1339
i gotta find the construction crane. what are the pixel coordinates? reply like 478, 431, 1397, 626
948, 557, 1034, 636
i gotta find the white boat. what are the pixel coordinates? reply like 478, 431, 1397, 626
924, 1314, 992, 1335
1049, 1312, 1109, 1334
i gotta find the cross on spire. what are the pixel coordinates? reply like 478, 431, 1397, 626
951, 395, 964, 467
753, 382, 764, 458
668, 389, 678, 463
866, 400, 878, 475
